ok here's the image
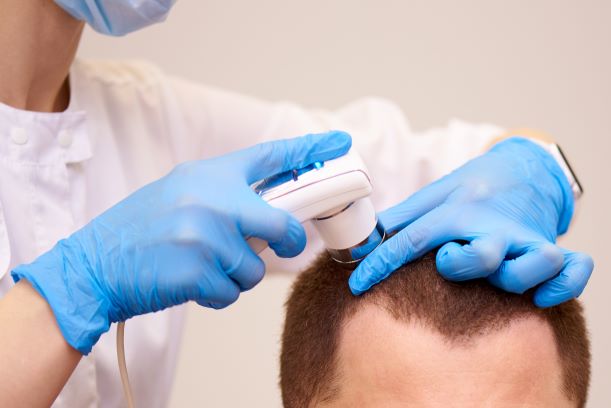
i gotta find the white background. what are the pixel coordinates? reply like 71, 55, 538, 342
78, 1, 611, 406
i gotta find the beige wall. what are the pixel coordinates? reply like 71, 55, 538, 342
78, 1, 611, 406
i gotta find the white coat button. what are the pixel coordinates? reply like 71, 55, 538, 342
10, 127, 28, 145
58, 130, 73, 148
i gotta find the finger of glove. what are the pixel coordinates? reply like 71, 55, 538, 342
349, 204, 454, 295
533, 249, 593, 308
378, 178, 454, 234
436, 236, 507, 281
487, 242, 564, 294
235, 130, 352, 184
200, 302, 228, 310
239, 197, 307, 258
217, 233, 267, 291
194, 267, 241, 309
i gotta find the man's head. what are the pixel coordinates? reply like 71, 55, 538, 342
280, 253, 590, 407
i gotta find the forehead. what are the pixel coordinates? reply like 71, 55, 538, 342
324, 304, 573, 408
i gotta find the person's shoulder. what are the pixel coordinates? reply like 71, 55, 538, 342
71, 58, 167, 90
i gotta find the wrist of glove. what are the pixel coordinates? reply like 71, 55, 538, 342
12, 237, 109, 354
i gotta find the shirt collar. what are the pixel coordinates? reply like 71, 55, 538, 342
0, 67, 92, 165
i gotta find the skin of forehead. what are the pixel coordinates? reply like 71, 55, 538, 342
319, 303, 574, 408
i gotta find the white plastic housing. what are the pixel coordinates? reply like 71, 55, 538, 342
312, 197, 377, 250
248, 149, 375, 253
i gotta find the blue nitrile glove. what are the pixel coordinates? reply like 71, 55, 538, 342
349, 137, 593, 307
12, 131, 352, 354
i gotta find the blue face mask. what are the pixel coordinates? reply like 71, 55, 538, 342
54, 0, 177, 36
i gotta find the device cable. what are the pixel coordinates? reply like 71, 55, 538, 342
117, 322, 135, 408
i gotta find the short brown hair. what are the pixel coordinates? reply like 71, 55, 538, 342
280, 252, 590, 407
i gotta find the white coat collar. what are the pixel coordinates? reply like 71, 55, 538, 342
0, 65, 92, 165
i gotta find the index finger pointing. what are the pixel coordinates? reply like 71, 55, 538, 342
236, 130, 352, 184
349, 203, 454, 295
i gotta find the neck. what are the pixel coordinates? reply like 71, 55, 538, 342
0, 0, 84, 112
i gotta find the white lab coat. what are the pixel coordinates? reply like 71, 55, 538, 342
0, 59, 501, 407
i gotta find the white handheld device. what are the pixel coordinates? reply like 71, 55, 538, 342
249, 148, 384, 263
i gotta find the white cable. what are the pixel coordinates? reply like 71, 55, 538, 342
117, 322, 135, 408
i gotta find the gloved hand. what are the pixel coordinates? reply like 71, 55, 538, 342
12, 131, 352, 354
349, 137, 593, 307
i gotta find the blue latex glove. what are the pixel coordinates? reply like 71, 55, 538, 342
349, 137, 593, 307
12, 131, 352, 354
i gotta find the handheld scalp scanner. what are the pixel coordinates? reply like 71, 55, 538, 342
248, 148, 384, 264
118, 149, 383, 408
